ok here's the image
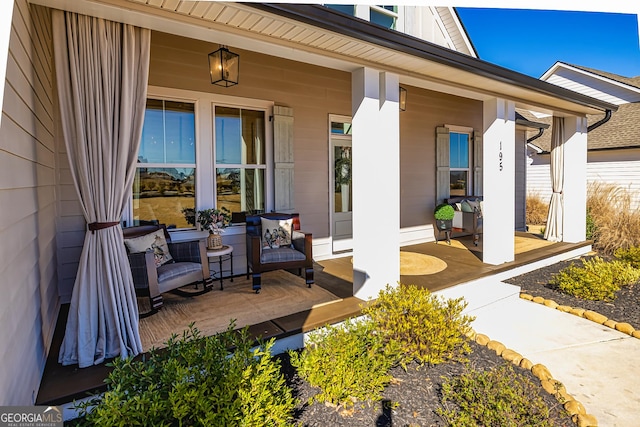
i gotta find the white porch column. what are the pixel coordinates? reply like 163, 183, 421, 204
562, 116, 588, 243
351, 68, 400, 300
482, 98, 516, 265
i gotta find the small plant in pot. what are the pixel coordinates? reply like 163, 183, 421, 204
434, 203, 455, 231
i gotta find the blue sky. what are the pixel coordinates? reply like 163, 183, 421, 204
456, 8, 640, 79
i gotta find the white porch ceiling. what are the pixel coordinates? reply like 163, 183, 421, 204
31, 0, 613, 116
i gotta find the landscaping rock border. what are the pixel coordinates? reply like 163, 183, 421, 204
520, 293, 640, 339
467, 328, 599, 427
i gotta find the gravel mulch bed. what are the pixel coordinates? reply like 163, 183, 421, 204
505, 254, 640, 330
279, 341, 574, 427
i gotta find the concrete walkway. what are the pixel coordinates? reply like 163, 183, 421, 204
437, 279, 640, 427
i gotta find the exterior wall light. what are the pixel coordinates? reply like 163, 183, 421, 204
208, 46, 239, 87
399, 86, 407, 111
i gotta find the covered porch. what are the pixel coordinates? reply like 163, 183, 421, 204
2, 0, 618, 407
36, 232, 591, 406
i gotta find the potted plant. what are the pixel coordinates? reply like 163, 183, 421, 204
434, 203, 455, 231
196, 207, 232, 249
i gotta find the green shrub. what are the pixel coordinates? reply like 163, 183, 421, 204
550, 257, 640, 301
438, 363, 556, 427
614, 246, 640, 269
586, 209, 597, 240
363, 284, 474, 366
289, 318, 399, 408
75, 323, 295, 427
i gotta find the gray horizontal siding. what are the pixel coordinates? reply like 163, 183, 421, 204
0, 1, 57, 405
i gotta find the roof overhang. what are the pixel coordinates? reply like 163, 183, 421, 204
541, 61, 640, 97
31, 0, 618, 117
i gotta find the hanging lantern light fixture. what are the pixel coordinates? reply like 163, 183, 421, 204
399, 86, 407, 111
208, 46, 239, 87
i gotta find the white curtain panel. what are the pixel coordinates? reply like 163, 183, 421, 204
53, 11, 150, 367
544, 116, 565, 242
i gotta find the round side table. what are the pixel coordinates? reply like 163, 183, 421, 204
206, 245, 234, 290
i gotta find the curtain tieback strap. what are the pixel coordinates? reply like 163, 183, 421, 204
88, 221, 120, 234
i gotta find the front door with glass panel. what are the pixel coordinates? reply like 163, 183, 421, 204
330, 116, 352, 252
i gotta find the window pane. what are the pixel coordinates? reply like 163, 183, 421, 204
139, 99, 164, 163
325, 4, 355, 15
331, 121, 352, 135
139, 99, 195, 164
450, 133, 469, 169
371, 9, 395, 29
450, 171, 468, 196
133, 167, 195, 228
216, 168, 265, 214
215, 107, 265, 165
215, 107, 241, 164
164, 101, 195, 163
242, 109, 265, 165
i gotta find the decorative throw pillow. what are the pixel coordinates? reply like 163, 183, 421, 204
460, 200, 474, 213
124, 231, 173, 267
467, 199, 482, 214
260, 218, 293, 250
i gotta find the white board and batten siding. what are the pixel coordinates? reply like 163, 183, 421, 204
0, 1, 58, 405
273, 105, 295, 213
473, 130, 483, 196
435, 126, 450, 204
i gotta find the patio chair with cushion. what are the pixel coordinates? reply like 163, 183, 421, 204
446, 196, 483, 246
245, 212, 314, 293
122, 224, 212, 317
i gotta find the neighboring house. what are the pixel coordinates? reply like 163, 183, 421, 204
0, 1, 614, 405
526, 62, 640, 209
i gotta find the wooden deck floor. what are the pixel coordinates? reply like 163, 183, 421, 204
36, 233, 590, 406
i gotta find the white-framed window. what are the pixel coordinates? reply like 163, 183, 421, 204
126, 87, 273, 228
214, 106, 267, 214
369, 6, 398, 30
446, 125, 473, 197
132, 98, 196, 228
324, 5, 400, 30
449, 132, 470, 196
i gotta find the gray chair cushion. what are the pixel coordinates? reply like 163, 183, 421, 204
260, 247, 306, 264
157, 262, 204, 293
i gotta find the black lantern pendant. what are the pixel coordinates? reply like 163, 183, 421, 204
208, 46, 239, 87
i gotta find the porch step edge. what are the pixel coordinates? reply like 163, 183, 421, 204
435, 278, 522, 313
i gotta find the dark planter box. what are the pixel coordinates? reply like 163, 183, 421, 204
435, 219, 453, 231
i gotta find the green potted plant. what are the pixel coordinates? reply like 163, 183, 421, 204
434, 203, 455, 231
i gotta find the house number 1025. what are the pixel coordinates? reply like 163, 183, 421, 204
499, 141, 503, 171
